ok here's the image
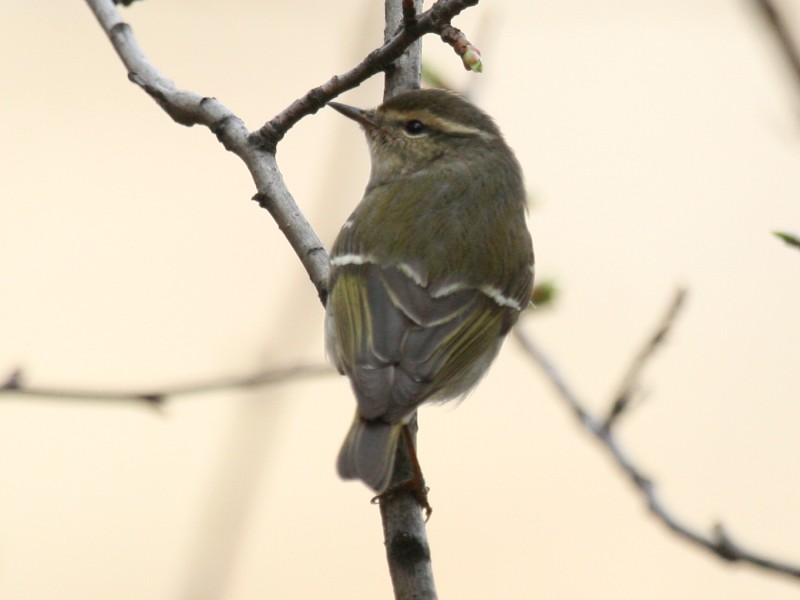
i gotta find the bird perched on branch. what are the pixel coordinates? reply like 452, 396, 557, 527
326, 88, 534, 499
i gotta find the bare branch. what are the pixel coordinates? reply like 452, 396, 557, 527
85, 0, 330, 301
402, 0, 418, 28
84, 2, 488, 596
376, 3, 437, 599
383, 0, 424, 99
86, 0, 479, 304
0, 365, 332, 408
752, 0, 800, 92
379, 417, 438, 600
251, 0, 479, 145
603, 287, 687, 430
514, 302, 800, 582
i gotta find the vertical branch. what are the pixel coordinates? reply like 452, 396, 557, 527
384, 0, 424, 99
379, 4, 437, 600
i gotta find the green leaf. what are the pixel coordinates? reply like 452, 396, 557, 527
774, 230, 800, 251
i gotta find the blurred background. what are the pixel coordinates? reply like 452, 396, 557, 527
2, 1, 800, 598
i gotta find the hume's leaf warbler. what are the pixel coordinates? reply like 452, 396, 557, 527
326, 88, 534, 495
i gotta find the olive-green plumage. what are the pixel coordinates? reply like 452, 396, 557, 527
326, 89, 534, 492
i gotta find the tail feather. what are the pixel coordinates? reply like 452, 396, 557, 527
337, 416, 403, 492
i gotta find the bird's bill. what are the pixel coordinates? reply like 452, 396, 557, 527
328, 101, 376, 129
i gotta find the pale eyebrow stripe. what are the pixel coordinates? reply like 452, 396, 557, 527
381, 109, 494, 139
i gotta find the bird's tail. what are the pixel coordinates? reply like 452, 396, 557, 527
336, 415, 403, 493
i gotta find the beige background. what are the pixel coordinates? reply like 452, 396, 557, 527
2, 1, 800, 598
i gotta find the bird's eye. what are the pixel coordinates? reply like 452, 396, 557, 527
403, 119, 428, 136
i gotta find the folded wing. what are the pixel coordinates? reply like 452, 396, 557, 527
328, 263, 514, 423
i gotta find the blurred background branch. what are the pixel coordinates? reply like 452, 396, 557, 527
515, 289, 800, 582
753, 0, 800, 93
0, 365, 332, 408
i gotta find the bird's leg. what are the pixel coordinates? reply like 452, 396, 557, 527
371, 424, 432, 520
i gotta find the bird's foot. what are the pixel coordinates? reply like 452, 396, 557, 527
371, 475, 432, 521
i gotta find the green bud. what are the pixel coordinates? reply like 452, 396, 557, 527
462, 46, 483, 73
531, 280, 558, 307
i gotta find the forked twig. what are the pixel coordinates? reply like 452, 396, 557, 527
603, 288, 687, 430
514, 289, 800, 581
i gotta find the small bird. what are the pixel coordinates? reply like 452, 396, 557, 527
326, 88, 534, 495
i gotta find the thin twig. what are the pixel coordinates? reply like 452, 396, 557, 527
0, 365, 333, 408
251, 0, 479, 148
604, 287, 687, 430
513, 295, 800, 582
85, 0, 330, 302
